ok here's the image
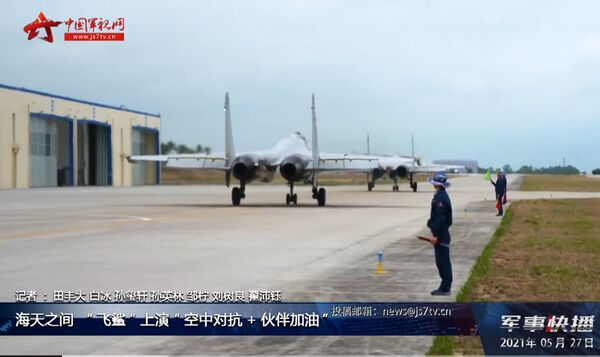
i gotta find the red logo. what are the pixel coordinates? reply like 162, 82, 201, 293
23, 12, 62, 43
63, 17, 125, 41
23, 12, 125, 43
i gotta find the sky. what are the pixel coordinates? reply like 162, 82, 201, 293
2, 0, 600, 171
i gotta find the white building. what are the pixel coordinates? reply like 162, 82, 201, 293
0, 83, 161, 189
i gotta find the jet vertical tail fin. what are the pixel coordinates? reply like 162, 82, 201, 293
311, 93, 319, 188
366, 133, 371, 185
224, 92, 235, 187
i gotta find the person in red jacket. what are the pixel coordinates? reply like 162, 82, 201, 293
490, 171, 507, 216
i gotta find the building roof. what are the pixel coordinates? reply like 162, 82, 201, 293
0, 83, 160, 118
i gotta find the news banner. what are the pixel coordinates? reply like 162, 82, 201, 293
2, 290, 599, 354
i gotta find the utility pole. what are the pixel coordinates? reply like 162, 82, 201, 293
563, 157, 566, 167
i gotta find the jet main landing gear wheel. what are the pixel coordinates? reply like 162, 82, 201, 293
317, 188, 326, 206
409, 173, 417, 192
312, 187, 326, 206
392, 185, 399, 192
231, 181, 246, 206
368, 182, 374, 191
232, 187, 242, 206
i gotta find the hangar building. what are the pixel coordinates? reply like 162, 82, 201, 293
0, 84, 160, 189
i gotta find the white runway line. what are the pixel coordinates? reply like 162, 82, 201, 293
79, 214, 153, 222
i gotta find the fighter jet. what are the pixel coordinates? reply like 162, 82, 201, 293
128, 93, 378, 206
365, 135, 466, 192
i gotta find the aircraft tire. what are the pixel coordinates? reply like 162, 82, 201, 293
232, 187, 242, 206
317, 188, 326, 206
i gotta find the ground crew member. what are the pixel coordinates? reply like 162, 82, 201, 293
490, 171, 507, 216
426, 172, 453, 296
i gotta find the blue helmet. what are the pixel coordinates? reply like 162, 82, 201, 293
428, 172, 450, 188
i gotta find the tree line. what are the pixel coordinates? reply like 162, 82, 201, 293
160, 141, 211, 155
477, 164, 593, 175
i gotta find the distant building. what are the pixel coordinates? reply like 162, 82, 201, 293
433, 159, 478, 174
0, 83, 161, 189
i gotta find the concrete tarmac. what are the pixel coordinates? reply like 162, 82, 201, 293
1, 174, 599, 354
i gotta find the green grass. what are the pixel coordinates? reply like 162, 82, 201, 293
520, 175, 600, 192
427, 336, 454, 355
454, 207, 515, 303
427, 198, 600, 355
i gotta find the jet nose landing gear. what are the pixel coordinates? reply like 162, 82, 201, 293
286, 182, 298, 205
286, 193, 298, 205
392, 176, 400, 192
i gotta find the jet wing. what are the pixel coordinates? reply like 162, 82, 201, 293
372, 156, 465, 175
127, 153, 230, 170
410, 163, 465, 173
317, 153, 379, 171
410, 164, 445, 173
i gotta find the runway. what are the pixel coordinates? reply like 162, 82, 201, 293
1, 174, 599, 354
